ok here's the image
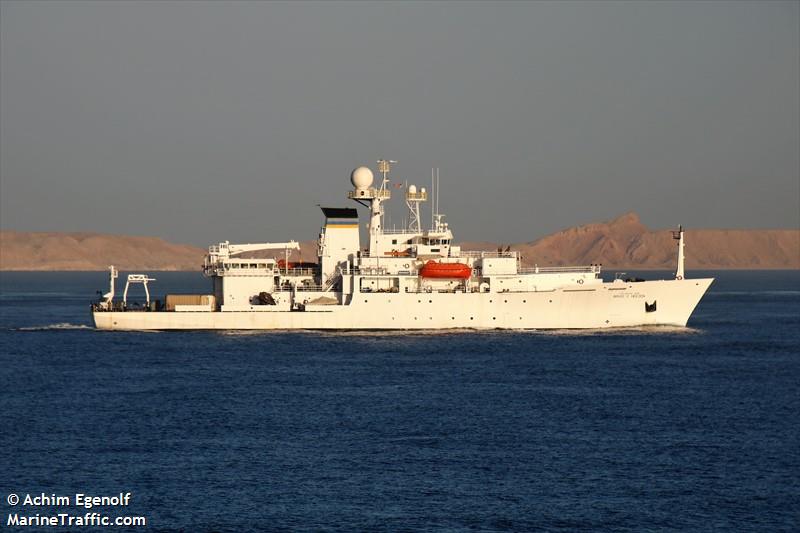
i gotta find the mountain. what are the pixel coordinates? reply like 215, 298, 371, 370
1, 214, 798, 270
0, 231, 206, 271
461, 213, 799, 269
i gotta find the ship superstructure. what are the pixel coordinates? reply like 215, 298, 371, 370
92, 161, 713, 330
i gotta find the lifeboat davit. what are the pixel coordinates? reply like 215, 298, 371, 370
419, 261, 472, 279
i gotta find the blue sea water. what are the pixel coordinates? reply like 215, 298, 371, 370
0, 270, 798, 532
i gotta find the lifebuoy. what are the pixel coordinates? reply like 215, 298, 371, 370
403, 263, 410, 269
577, 279, 584, 285
676, 275, 683, 280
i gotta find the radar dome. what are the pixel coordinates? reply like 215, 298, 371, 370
408, 184, 417, 194
351, 166, 374, 190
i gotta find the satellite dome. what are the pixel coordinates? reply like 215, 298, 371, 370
351, 166, 374, 190
408, 184, 417, 194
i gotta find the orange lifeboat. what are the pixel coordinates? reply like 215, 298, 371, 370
419, 261, 472, 279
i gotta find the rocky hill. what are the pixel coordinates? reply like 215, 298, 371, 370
463, 213, 798, 269
0, 231, 206, 271
1, 214, 798, 270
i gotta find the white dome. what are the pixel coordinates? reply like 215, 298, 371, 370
350, 166, 374, 190
408, 184, 417, 194
420, 187, 427, 194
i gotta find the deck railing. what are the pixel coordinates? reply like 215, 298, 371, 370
518, 265, 601, 274
460, 250, 519, 259
379, 228, 418, 235
274, 284, 324, 292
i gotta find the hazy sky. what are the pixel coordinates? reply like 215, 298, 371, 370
1, 1, 798, 246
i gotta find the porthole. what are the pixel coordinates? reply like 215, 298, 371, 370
523, 300, 527, 303
504, 299, 507, 303
429, 300, 432, 303
493, 317, 496, 320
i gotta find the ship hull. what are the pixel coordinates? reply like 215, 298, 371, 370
93, 278, 713, 331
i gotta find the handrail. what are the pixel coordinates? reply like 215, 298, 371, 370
323, 272, 341, 292
460, 250, 519, 258
203, 266, 317, 277
282, 268, 317, 276
380, 228, 420, 235
355, 253, 413, 263
274, 285, 324, 292
518, 265, 601, 274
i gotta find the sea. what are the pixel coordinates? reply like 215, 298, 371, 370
0, 270, 798, 532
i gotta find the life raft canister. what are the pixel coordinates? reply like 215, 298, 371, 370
419, 260, 472, 280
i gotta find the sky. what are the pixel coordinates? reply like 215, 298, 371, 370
1, 1, 798, 246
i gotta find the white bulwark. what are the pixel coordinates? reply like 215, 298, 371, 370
92, 161, 713, 330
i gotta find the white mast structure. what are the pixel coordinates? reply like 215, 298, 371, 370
674, 225, 685, 280
100, 265, 118, 310
405, 184, 427, 232
347, 160, 395, 257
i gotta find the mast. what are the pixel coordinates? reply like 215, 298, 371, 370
102, 265, 118, 309
347, 161, 394, 258
673, 225, 685, 280
405, 184, 426, 232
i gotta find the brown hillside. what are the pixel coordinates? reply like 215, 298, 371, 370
0, 231, 206, 271
469, 213, 799, 269
2, 214, 798, 271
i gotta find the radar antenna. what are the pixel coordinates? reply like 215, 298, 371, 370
377, 159, 397, 193
405, 183, 428, 232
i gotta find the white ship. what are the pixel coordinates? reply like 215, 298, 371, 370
92, 161, 713, 331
